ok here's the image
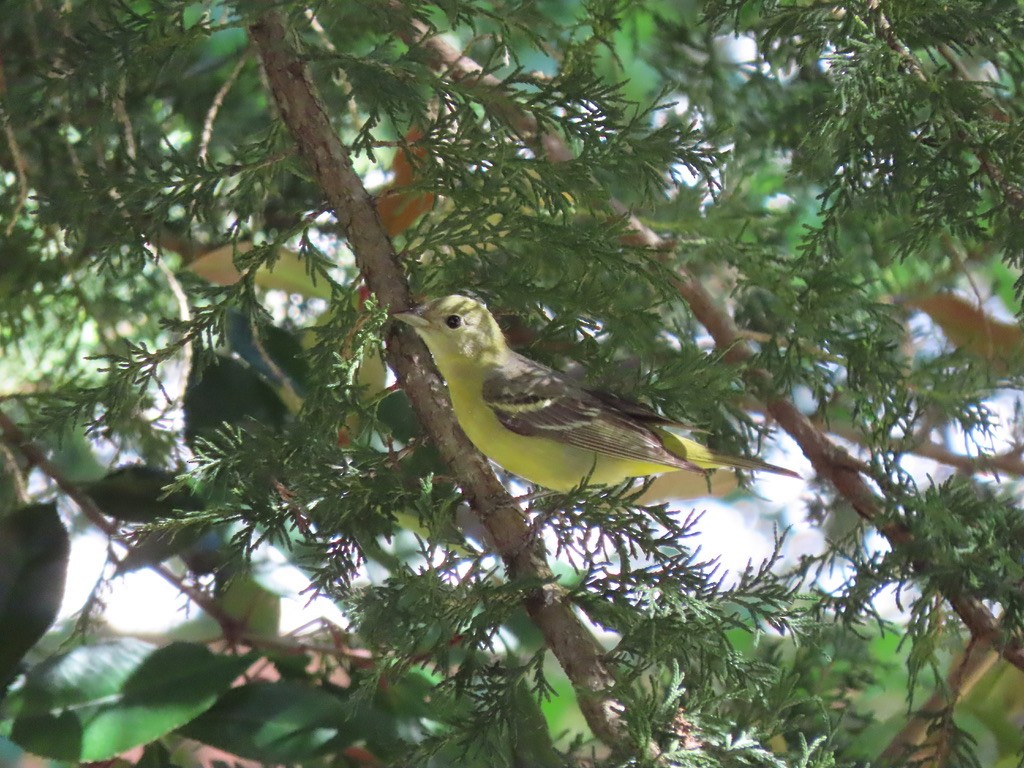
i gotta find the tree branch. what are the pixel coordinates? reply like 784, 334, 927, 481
673, 226, 1024, 672
822, 418, 1024, 478
392, 6, 1024, 676
247, 9, 648, 756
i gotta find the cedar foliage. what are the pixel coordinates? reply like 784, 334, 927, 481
2, 1, 1024, 766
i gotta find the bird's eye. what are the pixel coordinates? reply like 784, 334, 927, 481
444, 314, 462, 329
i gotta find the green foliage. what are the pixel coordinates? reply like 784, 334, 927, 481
4, 640, 254, 761
2, 0, 1024, 766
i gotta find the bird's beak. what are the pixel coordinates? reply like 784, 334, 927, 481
391, 306, 429, 329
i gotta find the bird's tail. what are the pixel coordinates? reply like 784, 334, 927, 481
658, 429, 801, 479
707, 451, 802, 479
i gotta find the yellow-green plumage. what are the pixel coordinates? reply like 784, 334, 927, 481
394, 295, 798, 492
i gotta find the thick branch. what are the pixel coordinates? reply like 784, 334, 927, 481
247, 10, 643, 755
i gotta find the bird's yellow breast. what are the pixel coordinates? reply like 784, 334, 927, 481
443, 371, 672, 491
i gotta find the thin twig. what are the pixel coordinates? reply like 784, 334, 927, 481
303, 9, 334, 51
910, 439, 1024, 477
677, 250, 1024, 669
0, 110, 29, 237
864, 1, 1024, 213
818, 418, 1024, 478
151, 249, 194, 415
220, 147, 296, 177
936, 44, 975, 83
864, 0, 927, 82
111, 73, 137, 161
200, 52, 249, 162
0, 442, 29, 505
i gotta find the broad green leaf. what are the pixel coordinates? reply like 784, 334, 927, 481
8, 639, 252, 761
136, 741, 181, 768
0, 503, 69, 696
988, 259, 1020, 315
184, 355, 288, 446
44, 426, 105, 483
508, 679, 564, 767
540, 675, 585, 744
177, 681, 357, 762
82, 466, 222, 574
115, 526, 213, 574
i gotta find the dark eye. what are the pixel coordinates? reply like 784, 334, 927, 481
444, 314, 462, 329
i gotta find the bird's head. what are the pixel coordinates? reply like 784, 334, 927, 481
393, 294, 509, 371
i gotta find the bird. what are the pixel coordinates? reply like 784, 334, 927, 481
393, 294, 799, 492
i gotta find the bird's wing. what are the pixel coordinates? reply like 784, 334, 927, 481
585, 389, 707, 433
481, 355, 704, 472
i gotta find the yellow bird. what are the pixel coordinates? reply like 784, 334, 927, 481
394, 295, 798, 491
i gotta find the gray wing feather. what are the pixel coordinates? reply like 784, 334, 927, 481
481, 354, 703, 472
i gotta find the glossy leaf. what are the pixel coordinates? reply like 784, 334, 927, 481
116, 526, 214, 574
177, 681, 357, 762
224, 309, 309, 410
184, 355, 288, 445
0, 503, 69, 696
7, 639, 253, 761
215, 574, 281, 638
507, 680, 564, 768
136, 741, 180, 768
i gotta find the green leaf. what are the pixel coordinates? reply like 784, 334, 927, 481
215, 574, 281, 638
44, 427, 106, 483
177, 681, 357, 762
115, 526, 211, 574
377, 390, 421, 443
508, 679, 564, 768
184, 355, 288, 445
988, 259, 1020, 314
136, 741, 182, 768
81, 466, 218, 574
7, 640, 253, 761
84, 465, 203, 523
0, 503, 69, 697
